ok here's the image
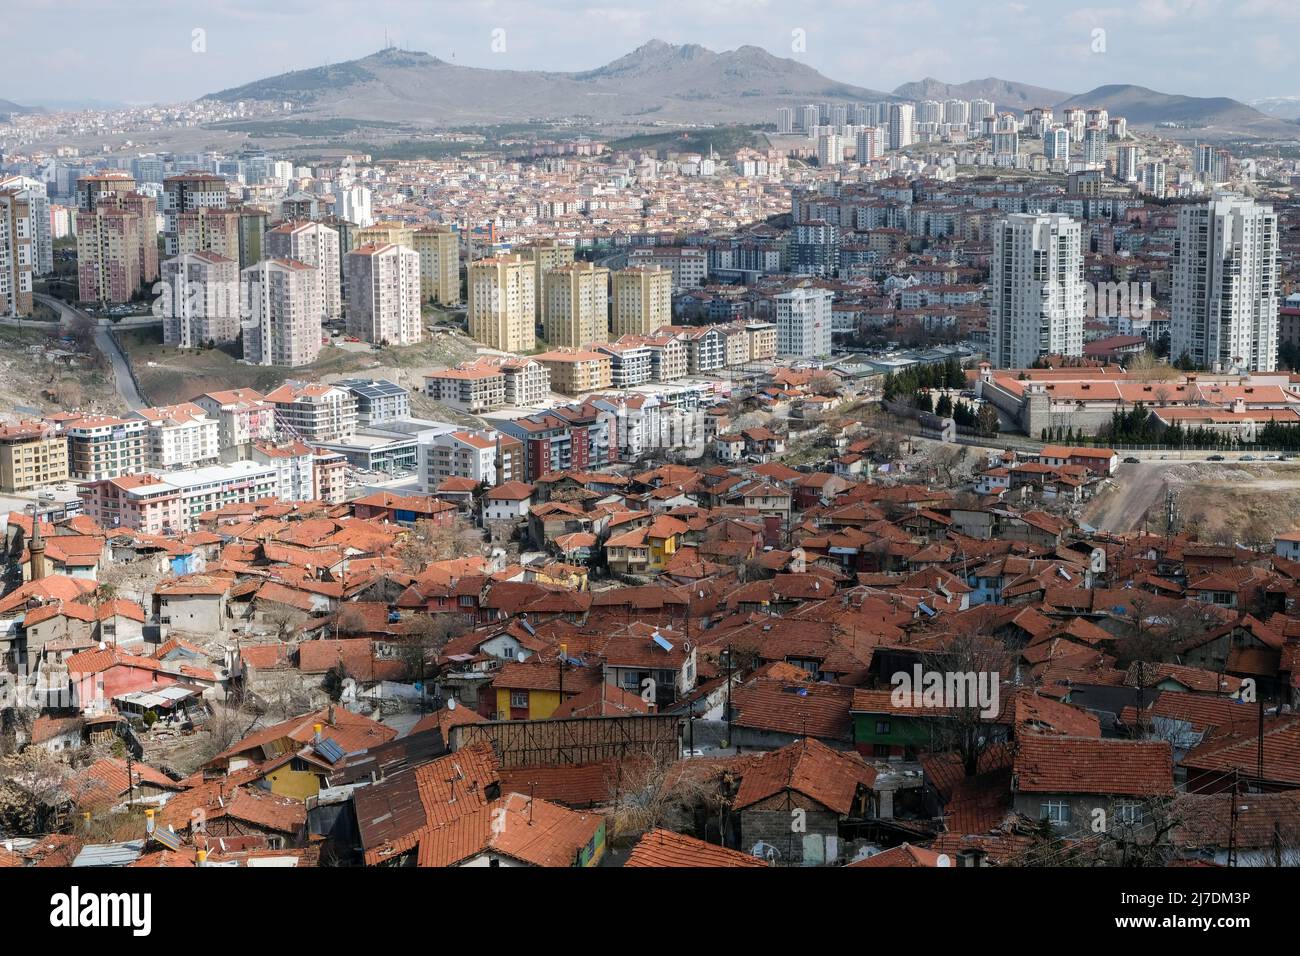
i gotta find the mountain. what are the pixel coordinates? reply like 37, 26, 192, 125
0, 98, 38, 116
1250, 95, 1300, 122
1056, 84, 1296, 136
203, 42, 896, 126
894, 77, 1070, 111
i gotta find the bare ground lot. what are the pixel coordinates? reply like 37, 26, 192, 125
0, 326, 121, 416
1086, 461, 1300, 544
117, 326, 482, 420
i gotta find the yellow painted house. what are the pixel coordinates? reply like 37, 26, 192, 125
490, 657, 602, 720
645, 514, 688, 570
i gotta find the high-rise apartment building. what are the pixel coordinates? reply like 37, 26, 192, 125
0, 176, 51, 276
176, 206, 242, 261
611, 266, 672, 338
775, 287, 833, 358
345, 242, 423, 346
0, 190, 33, 317
76, 204, 141, 304
517, 241, 575, 327
1170, 194, 1279, 373
413, 226, 460, 306
162, 173, 229, 255
816, 133, 843, 167
544, 261, 609, 348
1044, 126, 1071, 162
267, 220, 342, 323
888, 104, 915, 150
467, 254, 535, 353
160, 251, 241, 348
242, 258, 322, 368
75, 172, 136, 212
989, 213, 1085, 368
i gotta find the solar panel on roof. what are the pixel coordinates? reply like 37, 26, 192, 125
314, 738, 346, 764
652, 632, 673, 653
152, 826, 181, 851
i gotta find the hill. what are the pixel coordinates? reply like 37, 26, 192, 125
0, 98, 38, 117
894, 77, 1070, 110
203, 41, 894, 127
1056, 84, 1295, 137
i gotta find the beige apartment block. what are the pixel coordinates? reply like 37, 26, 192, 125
533, 349, 612, 395
611, 266, 672, 337
356, 222, 414, 249
0, 423, 68, 492
414, 226, 461, 306
176, 207, 242, 262
467, 254, 535, 352
76, 205, 142, 304
544, 260, 609, 348
516, 241, 575, 326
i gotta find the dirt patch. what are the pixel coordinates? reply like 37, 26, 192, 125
0, 325, 121, 415
119, 326, 481, 407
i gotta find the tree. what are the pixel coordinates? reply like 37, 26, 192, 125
975, 402, 1000, 437
398, 613, 469, 695
0, 748, 80, 834
922, 627, 1014, 778
261, 602, 307, 642
396, 516, 484, 571
605, 746, 725, 843
808, 372, 840, 397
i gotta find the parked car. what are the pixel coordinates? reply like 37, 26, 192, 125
1123, 456, 1140, 464
1208, 455, 1225, 461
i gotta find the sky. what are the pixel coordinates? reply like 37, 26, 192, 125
4, 0, 1297, 107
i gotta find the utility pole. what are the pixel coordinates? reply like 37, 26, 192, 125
1258, 694, 1265, 787
725, 643, 733, 749
1228, 770, 1240, 867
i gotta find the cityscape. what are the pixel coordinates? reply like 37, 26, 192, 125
0, 1, 1298, 901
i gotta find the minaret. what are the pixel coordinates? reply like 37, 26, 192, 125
494, 435, 504, 487
29, 513, 46, 581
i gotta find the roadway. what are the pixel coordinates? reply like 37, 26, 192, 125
31, 293, 148, 410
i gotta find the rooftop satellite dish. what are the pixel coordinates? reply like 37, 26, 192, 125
516, 651, 527, 663
447, 698, 457, 711
937, 854, 952, 868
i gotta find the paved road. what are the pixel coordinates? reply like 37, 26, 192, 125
32, 293, 147, 410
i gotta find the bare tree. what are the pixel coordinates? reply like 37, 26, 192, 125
922, 627, 1015, 777
396, 516, 485, 571
606, 747, 725, 843
261, 602, 307, 642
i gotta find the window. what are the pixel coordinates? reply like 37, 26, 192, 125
510, 691, 528, 709
1041, 801, 1070, 825
1115, 802, 1143, 825
875, 720, 891, 735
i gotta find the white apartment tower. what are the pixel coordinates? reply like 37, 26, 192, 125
989, 213, 1085, 368
160, 251, 241, 348
1170, 194, 1279, 373
774, 287, 833, 358
267, 221, 342, 323
242, 258, 322, 368
345, 242, 423, 346
888, 104, 915, 150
